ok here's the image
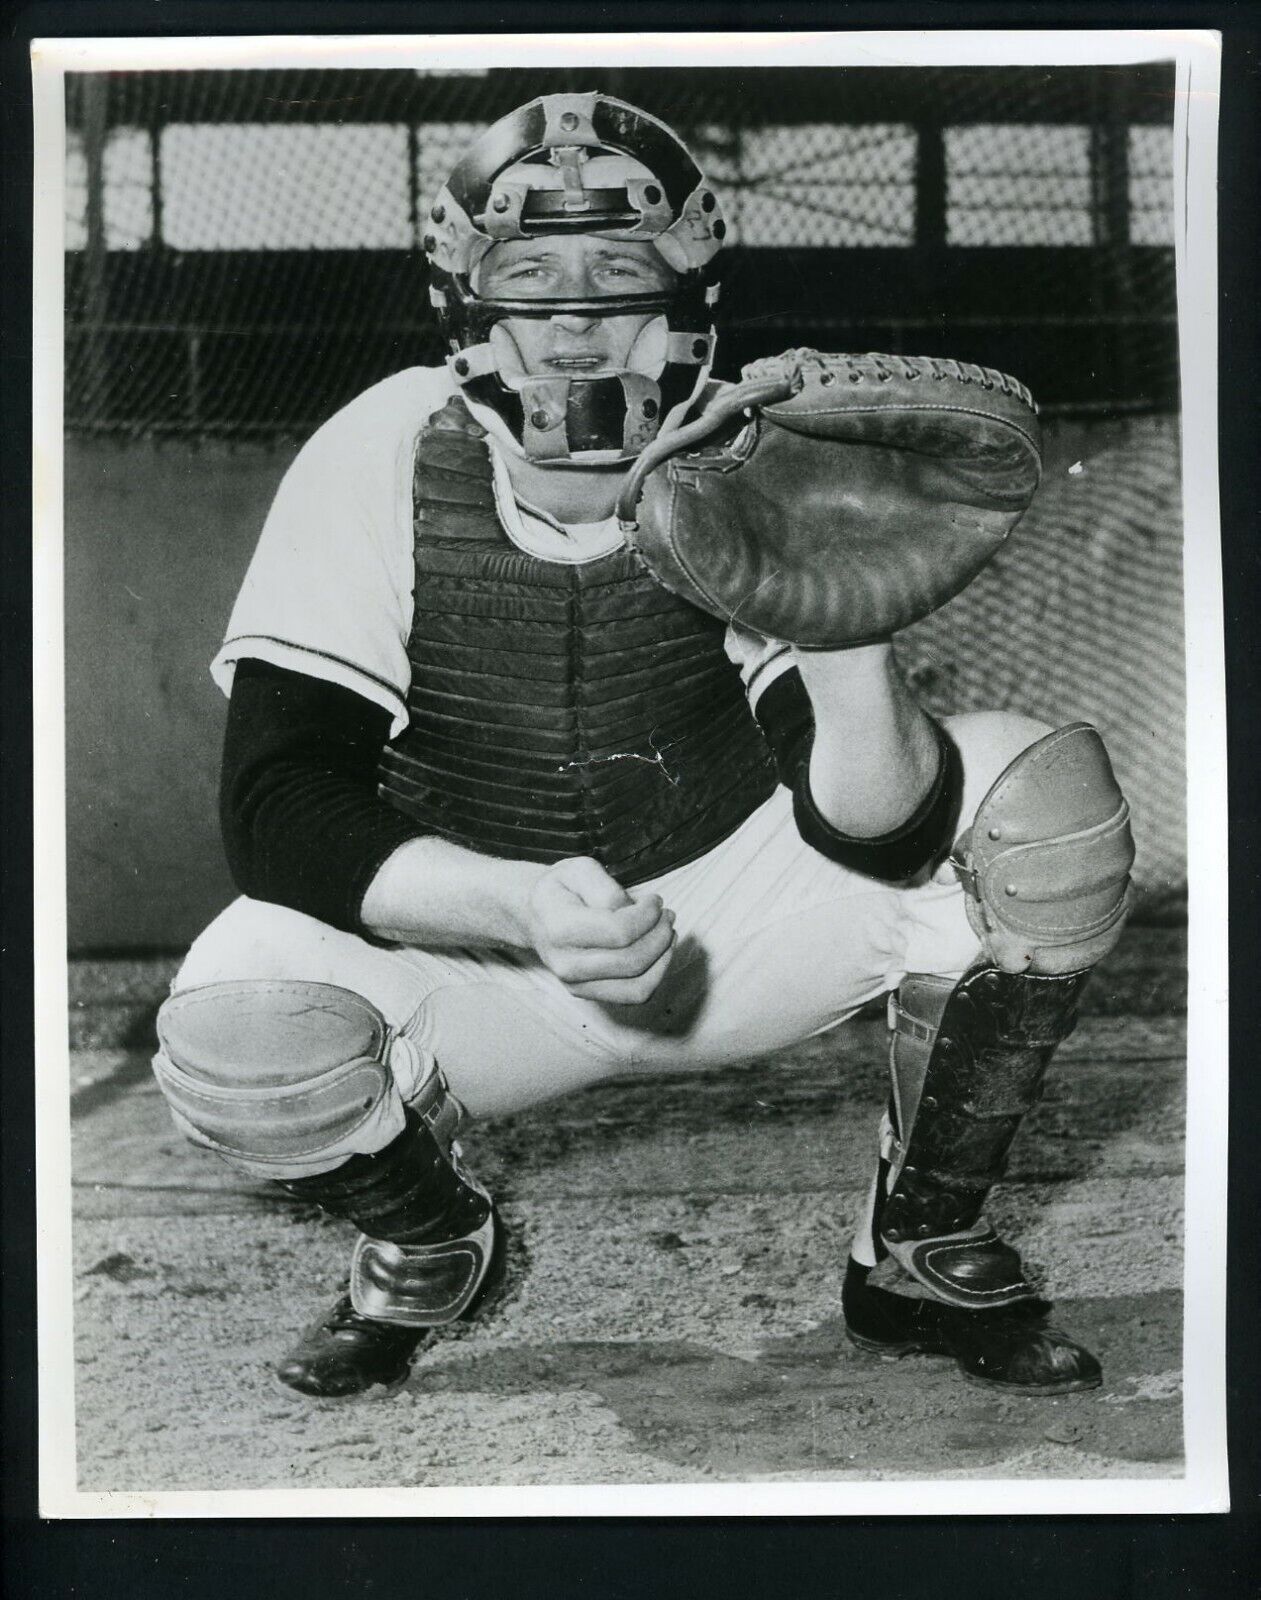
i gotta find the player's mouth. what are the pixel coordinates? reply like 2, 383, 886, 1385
546, 354, 610, 372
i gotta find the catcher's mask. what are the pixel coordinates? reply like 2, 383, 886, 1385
423, 91, 727, 467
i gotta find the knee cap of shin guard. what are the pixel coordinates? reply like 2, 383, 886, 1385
153, 980, 395, 1167
954, 723, 1135, 974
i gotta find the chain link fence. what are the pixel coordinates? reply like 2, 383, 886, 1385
64, 64, 1176, 438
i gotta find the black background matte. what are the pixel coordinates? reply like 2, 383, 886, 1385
3, 3, 1259, 1596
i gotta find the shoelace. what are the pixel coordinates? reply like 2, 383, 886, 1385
321, 1294, 389, 1342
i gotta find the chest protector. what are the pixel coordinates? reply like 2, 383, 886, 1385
376, 397, 776, 884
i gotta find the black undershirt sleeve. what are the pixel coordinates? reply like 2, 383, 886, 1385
219, 658, 427, 933
750, 667, 816, 786
752, 665, 963, 884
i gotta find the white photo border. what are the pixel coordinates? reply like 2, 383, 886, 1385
32, 26, 1227, 1519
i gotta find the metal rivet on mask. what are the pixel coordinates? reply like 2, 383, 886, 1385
492, 193, 510, 213
691, 338, 708, 359
988, 827, 1002, 840
1005, 883, 1019, 896
644, 184, 662, 205
430, 204, 445, 223
422, 234, 437, 254
559, 111, 580, 131
642, 399, 659, 419
530, 409, 553, 430
819, 372, 835, 386
712, 220, 727, 240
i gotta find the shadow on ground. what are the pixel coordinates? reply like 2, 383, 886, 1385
399, 1289, 1181, 1480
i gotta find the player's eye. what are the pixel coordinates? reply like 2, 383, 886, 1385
485, 259, 553, 291
593, 258, 671, 291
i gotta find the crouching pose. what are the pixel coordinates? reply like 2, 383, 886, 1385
152, 93, 1134, 1399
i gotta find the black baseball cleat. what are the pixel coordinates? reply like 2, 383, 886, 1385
276, 1206, 509, 1398
841, 1259, 1101, 1395
276, 1293, 431, 1398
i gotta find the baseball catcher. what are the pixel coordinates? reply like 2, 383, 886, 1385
152, 92, 1134, 1402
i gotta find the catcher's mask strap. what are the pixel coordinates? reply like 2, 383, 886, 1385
616, 371, 796, 527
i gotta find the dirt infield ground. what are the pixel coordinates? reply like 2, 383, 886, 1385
67, 925, 1185, 1492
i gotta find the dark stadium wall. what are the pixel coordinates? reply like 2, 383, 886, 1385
64, 417, 1186, 954
65, 436, 294, 950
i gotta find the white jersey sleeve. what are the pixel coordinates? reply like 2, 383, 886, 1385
211, 366, 456, 737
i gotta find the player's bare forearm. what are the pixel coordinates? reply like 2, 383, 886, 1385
361, 838, 677, 1004
795, 641, 941, 836
360, 835, 544, 950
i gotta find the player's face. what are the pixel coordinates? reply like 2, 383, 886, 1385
478, 235, 678, 380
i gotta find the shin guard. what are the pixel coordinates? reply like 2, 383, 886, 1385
880, 965, 1088, 1307
279, 1106, 500, 1331
155, 979, 499, 1329
876, 722, 1134, 1309
153, 980, 409, 1176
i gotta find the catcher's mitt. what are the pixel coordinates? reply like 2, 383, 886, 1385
616, 349, 1042, 648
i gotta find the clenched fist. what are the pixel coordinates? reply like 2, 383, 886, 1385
526, 856, 676, 1005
